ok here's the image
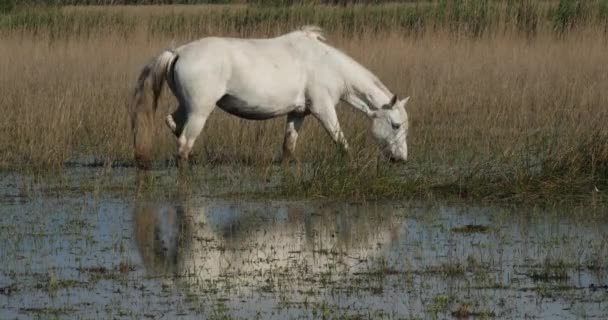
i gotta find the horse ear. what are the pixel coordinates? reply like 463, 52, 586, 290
383, 95, 397, 110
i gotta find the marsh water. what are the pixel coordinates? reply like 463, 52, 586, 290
1, 168, 607, 319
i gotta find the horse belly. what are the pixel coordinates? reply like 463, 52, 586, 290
217, 94, 286, 120
220, 79, 306, 120
220, 46, 308, 119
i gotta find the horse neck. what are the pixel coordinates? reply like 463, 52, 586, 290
330, 49, 393, 110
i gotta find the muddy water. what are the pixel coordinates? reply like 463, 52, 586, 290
0, 172, 607, 319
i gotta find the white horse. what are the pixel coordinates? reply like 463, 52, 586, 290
130, 26, 409, 168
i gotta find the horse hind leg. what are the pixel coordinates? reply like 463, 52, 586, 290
165, 104, 187, 137
282, 112, 306, 164
163, 103, 202, 168
171, 72, 225, 168
165, 114, 177, 134
174, 97, 219, 168
175, 113, 208, 168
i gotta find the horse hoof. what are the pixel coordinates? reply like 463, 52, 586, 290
176, 155, 189, 169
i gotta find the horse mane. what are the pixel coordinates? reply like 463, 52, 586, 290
291, 26, 388, 96
299, 25, 326, 42
314, 39, 392, 100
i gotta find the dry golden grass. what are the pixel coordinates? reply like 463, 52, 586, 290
1, 5, 607, 200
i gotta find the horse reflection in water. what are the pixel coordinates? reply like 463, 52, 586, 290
133, 201, 401, 282
134, 205, 192, 275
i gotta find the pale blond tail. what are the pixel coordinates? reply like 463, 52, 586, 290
130, 50, 178, 167
137, 50, 177, 113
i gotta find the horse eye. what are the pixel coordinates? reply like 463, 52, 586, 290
391, 122, 401, 130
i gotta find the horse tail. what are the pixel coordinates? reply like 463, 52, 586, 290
130, 49, 179, 168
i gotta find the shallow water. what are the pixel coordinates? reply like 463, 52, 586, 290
0, 170, 607, 319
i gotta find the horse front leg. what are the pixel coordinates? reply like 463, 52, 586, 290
308, 97, 349, 154
282, 112, 306, 164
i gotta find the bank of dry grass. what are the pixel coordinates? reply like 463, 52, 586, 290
0, 4, 606, 201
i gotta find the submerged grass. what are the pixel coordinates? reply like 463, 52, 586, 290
0, 3, 607, 202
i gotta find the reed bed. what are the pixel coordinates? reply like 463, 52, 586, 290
3, 1, 608, 39
0, 2, 606, 201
